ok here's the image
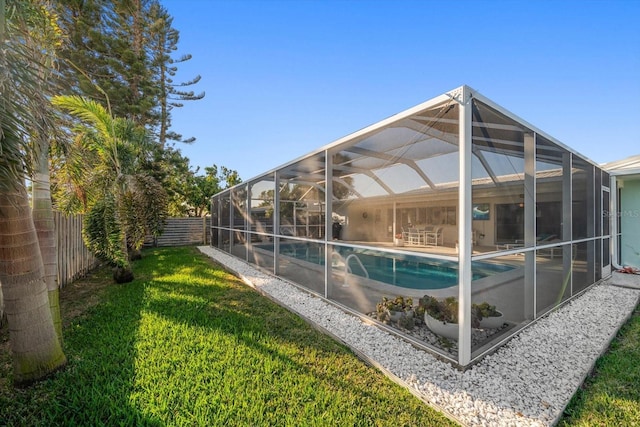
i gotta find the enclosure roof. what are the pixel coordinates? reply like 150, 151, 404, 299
218, 85, 601, 200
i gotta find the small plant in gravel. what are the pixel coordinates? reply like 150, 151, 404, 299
473, 302, 501, 320
419, 296, 457, 323
397, 314, 416, 330
376, 296, 414, 327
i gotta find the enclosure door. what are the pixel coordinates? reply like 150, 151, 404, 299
495, 203, 524, 242
602, 187, 611, 277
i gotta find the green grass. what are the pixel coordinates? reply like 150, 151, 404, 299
0, 247, 458, 426
558, 303, 640, 426
2, 247, 638, 426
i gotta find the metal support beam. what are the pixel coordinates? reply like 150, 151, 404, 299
229, 191, 235, 253
245, 183, 250, 261
458, 86, 473, 366
524, 133, 536, 319
562, 152, 573, 295
273, 171, 280, 275
324, 151, 333, 299
345, 146, 437, 190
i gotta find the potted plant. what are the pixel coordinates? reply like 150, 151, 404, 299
376, 296, 414, 325
473, 302, 504, 329
394, 233, 404, 246
419, 295, 483, 340
419, 295, 459, 340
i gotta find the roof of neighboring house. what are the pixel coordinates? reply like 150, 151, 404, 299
602, 154, 640, 176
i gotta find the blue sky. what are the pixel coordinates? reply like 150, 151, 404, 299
161, 0, 640, 182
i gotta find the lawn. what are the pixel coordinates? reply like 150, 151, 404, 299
2, 247, 638, 426
0, 247, 458, 426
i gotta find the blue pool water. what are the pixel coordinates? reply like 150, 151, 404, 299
265, 242, 514, 290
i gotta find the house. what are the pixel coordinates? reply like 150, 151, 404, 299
603, 155, 640, 269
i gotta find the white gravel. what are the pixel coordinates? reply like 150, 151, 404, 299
198, 246, 640, 427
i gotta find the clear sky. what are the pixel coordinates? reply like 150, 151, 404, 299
161, 0, 640, 182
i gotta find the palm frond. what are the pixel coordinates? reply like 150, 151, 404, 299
51, 96, 114, 146
1, 0, 62, 188
82, 196, 128, 268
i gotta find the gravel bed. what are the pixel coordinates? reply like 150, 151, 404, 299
366, 310, 510, 358
198, 246, 640, 427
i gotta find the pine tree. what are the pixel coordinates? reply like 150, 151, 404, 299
148, 1, 204, 147
105, 0, 160, 126
55, 0, 204, 147
54, 0, 112, 103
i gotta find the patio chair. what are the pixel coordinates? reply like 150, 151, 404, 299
425, 226, 443, 246
406, 228, 424, 246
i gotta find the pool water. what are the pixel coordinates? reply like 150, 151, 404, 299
271, 243, 514, 290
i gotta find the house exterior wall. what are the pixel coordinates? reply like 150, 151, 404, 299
620, 179, 640, 268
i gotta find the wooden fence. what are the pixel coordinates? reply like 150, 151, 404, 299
145, 217, 211, 247
54, 212, 99, 287
52, 215, 210, 287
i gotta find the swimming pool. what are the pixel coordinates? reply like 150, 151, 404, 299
266, 242, 515, 291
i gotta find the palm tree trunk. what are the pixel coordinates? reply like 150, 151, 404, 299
0, 183, 67, 385
114, 188, 134, 283
32, 138, 63, 343
0, 285, 5, 327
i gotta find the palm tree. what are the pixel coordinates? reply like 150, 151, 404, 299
0, 0, 67, 384
32, 119, 63, 342
0, 159, 67, 384
51, 95, 167, 282
28, 5, 66, 344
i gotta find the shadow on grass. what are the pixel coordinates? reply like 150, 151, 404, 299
0, 264, 161, 426
136, 248, 446, 423
2, 247, 457, 426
